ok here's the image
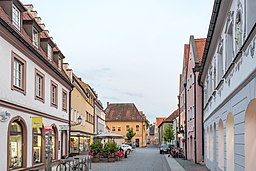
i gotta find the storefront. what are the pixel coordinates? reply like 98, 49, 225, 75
70, 132, 93, 155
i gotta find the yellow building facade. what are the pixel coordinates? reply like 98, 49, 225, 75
106, 121, 147, 147
105, 103, 147, 147
63, 64, 96, 154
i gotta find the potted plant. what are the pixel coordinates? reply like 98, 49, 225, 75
90, 140, 103, 162
104, 142, 119, 162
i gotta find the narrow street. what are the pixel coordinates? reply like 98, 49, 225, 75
90, 146, 170, 171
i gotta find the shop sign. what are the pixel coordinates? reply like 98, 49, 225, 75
0, 110, 11, 122
44, 126, 53, 133
59, 125, 69, 131
32, 117, 42, 128
178, 134, 183, 138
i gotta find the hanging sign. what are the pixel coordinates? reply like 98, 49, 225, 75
32, 117, 42, 128
59, 125, 69, 131
0, 110, 11, 122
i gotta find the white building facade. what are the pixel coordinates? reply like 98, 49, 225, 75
0, 1, 72, 171
95, 99, 106, 134
199, 0, 256, 170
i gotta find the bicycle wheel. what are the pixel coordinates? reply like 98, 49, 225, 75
78, 163, 88, 171
56, 163, 67, 171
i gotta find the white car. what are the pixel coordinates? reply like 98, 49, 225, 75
120, 144, 132, 153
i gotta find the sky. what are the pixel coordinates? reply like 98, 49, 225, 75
22, 0, 214, 123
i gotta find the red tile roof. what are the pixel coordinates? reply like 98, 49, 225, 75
194, 38, 206, 64
156, 117, 166, 127
184, 44, 190, 73
164, 109, 179, 122
105, 103, 146, 122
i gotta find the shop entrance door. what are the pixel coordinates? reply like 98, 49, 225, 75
135, 139, 139, 147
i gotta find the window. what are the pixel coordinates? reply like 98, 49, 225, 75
136, 125, 139, 131
33, 128, 42, 164
52, 127, 57, 160
12, 4, 21, 30
9, 118, 27, 169
12, 52, 26, 94
32, 28, 39, 48
50, 81, 58, 108
118, 126, 121, 131
217, 44, 224, 83
235, 11, 242, 52
225, 22, 234, 70
62, 90, 67, 112
126, 125, 130, 131
112, 127, 115, 131
48, 44, 53, 61
9, 122, 23, 169
35, 69, 44, 102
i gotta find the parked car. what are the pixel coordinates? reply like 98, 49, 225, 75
159, 144, 169, 154
120, 144, 132, 153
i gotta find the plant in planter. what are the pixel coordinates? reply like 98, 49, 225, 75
104, 142, 119, 162
90, 140, 103, 162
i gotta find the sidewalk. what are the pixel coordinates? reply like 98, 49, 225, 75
164, 155, 209, 171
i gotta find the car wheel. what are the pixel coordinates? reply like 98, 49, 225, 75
160, 151, 162, 154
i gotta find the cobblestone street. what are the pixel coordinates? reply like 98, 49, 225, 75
90, 147, 170, 171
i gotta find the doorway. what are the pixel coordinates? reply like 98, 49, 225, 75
136, 139, 140, 147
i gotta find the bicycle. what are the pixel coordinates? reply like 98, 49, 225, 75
56, 157, 88, 171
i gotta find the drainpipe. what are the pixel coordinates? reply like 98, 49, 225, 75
142, 121, 144, 147
184, 83, 188, 160
178, 95, 181, 146
193, 68, 197, 163
199, 78, 204, 161
68, 87, 73, 155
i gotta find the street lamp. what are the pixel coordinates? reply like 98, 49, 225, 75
71, 115, 83, 126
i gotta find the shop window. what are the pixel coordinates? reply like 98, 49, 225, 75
9, 119, 26, 169
52, 127, 57, 160
71, 137, 79, 153
33, 128, 42, 164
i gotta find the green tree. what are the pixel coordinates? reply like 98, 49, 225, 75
164, 124, 175, 142
126, 128, 136, 142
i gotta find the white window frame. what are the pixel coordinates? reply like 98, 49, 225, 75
12, 4, 21, 30
48, 44, 53, 61
32, 28, 39, 48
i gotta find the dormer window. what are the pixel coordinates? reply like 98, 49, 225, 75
32, 28, 39, 48
47, 44, 53, 61
12, 4, 21, 30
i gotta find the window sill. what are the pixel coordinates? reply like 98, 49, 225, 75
12, 85, 26, 95
35, 96, 45, 103
51, 103, 58, 109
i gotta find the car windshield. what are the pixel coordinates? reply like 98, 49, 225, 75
160, 144, 167, 148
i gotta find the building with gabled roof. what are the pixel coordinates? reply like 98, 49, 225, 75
105, 103, 147, 147
186, 35, 206, 163
158, 109, 178, 145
